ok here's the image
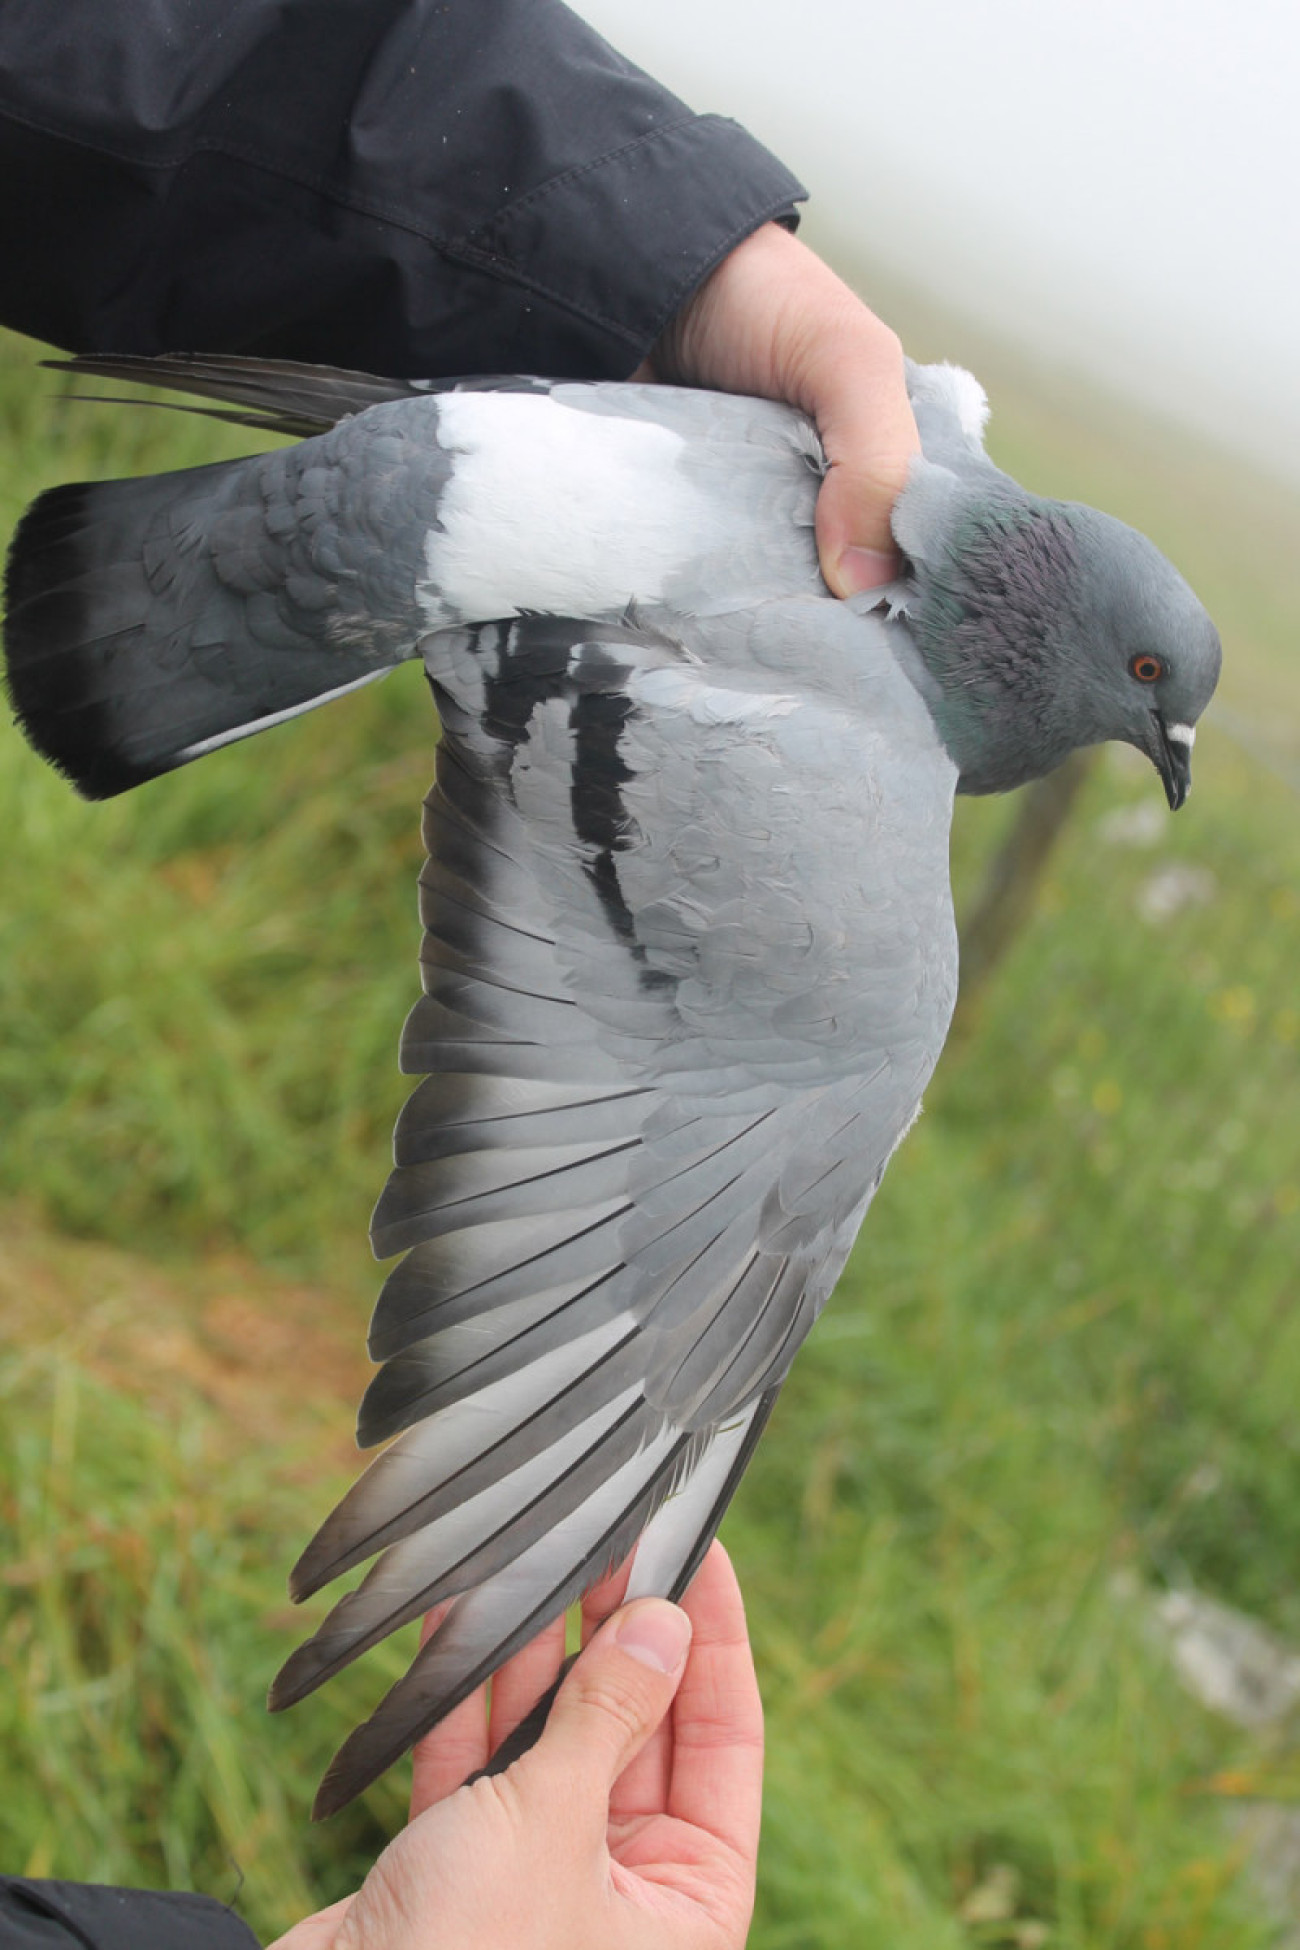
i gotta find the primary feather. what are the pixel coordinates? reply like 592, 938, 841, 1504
1, 351, 1220, 1817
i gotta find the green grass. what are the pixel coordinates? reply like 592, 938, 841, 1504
0, 1261, 407, 1922
1, 314, 1298, 1945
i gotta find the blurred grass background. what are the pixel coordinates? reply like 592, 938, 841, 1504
1, 267, 1298, 1948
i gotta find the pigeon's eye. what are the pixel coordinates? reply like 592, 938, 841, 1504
1130, 653, 1163, 683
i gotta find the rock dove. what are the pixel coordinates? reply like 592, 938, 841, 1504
2, 352, 1221, 1817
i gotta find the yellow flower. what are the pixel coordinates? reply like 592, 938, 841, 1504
1209, 986, 1255, 1024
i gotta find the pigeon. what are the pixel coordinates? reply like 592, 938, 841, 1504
2, 351, 1221, 1817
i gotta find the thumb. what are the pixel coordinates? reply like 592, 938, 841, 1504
528, 1598, 692, 1797
811, 375, 920, 598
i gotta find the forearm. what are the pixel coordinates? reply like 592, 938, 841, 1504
0, 0, 804, 375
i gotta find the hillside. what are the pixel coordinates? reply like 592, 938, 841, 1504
1, 305, 1297, 1946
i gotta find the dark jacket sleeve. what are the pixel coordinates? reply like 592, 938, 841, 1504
0, 0, 806, 378
0, 1878, 258, 1949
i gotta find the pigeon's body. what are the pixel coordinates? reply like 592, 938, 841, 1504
1, 354, 1220, 1815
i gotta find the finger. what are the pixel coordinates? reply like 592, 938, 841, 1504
410, 1683, 491, 1816
486, 1607, 569, 1754
579, 1554, 635, 1644
646, 221, 918, 597
666, 1543, 764, 1863
742, 231, 920, 589
582, 1552, 671, 1821
409, 1603, 488, 1816
814, 446, 918, 596
807, 340, 920, 594
528, 1598, 692, 1805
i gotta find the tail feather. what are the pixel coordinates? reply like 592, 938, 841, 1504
45, 351, 555, 437
3, 465, 404, 797
45, 352, 429, 437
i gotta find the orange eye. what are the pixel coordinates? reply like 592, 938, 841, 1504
1130, 653, 1163, 683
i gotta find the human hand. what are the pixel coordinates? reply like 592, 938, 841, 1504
636, 221, 920, 598
268, 1543, 762, 1950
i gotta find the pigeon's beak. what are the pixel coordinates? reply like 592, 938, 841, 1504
1150, 712, 1193, 811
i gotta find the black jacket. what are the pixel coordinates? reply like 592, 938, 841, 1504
0, 3, 803, 1944
0, 0, 804, 376
0, 1881, 258, 1950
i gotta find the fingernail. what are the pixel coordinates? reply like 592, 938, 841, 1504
834, 545, 897, 595
615, 1603, 691, 1674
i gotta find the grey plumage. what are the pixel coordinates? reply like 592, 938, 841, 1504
1, 350, 1221, 1817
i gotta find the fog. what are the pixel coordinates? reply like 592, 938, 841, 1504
576, 0, 1300, 482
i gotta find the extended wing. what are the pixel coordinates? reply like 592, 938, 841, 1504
274, 597, 958, 1815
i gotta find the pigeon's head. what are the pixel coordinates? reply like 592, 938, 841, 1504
1056, 504, 1220, 809
899, 476, 1221, 806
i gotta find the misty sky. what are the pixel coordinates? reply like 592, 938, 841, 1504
575, 0, 1300, 482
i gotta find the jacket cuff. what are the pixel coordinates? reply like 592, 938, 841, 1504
0, 1878, 260, 1949
446, 113, 807, 374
